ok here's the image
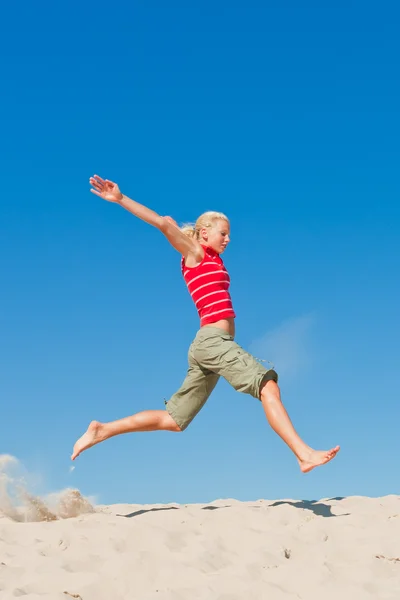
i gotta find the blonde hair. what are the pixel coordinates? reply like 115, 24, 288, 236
181, 211, 229, 240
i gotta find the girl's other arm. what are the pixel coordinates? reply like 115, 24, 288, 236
89, 175, 202, 260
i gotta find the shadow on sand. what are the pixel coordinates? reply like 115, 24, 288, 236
118, 507, 180, 518
118, 499, 349, 519
118, 505, 232, 518
270, 499, 350, 518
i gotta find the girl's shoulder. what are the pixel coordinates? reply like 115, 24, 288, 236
181, 245, 207, 270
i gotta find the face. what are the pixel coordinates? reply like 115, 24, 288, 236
202, 219, 230, 254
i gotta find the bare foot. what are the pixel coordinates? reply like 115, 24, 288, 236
298, 446, 340, 473
71, 421, 105, 460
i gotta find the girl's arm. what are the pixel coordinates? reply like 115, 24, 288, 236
89, 175, 203, 259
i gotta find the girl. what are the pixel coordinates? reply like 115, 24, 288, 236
71, 175, 340, 473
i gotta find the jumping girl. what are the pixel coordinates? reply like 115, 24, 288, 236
71, 175, 340, 473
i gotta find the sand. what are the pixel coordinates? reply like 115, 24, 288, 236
0, 492, 399, 600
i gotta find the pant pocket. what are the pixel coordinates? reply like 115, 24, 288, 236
222, 346, 249, 367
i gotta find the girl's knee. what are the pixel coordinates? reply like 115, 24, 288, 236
260, 379, 280, 401
162, 410, 183, 432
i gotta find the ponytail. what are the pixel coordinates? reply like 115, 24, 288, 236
180, 224, 197, 239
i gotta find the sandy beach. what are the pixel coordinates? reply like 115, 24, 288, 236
0, 492, 399, 600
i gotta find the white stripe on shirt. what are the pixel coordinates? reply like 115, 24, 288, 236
202, 298, 231, 310
190, 279, 230, 295
195, 289, 226, 306
203, 307, 234, 319
187, 270, 224, 287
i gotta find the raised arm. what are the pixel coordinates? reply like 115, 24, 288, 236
89, 175, 203, 260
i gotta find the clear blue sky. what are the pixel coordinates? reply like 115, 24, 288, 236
1, 1, 399, 505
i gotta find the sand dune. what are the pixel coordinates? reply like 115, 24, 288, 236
0, 494, 399, 599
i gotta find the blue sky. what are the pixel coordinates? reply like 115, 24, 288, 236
1, 1, 399, 505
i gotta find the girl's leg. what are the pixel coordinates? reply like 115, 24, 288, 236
191, 333, 340, 473
71, 358, 217, 461
260, 380, 340, 473
71, 410, 180, 460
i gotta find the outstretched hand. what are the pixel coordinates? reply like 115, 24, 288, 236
89, 175, 123, 203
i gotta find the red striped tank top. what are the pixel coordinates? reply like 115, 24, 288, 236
181, 245, 236, 326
